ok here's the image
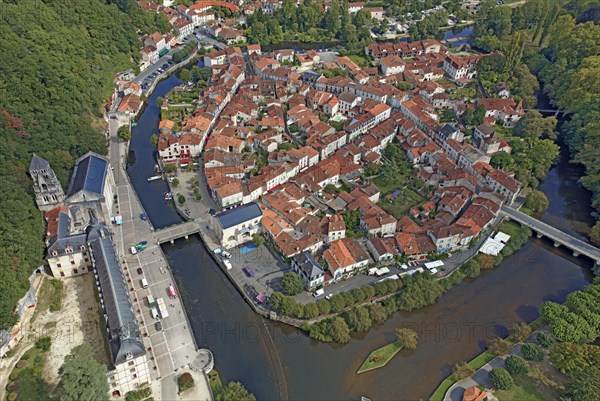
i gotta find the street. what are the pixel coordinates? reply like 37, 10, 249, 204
108, 118, 210, 401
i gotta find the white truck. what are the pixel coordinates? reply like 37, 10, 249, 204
157, 297, 169, 319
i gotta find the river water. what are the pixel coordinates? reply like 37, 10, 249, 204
129, 72, 596, 401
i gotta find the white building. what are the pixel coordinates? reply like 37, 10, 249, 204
215, 202, 263, 248
291, 251, 325, 290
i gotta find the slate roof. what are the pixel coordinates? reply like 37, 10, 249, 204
29, 153, 50, 172
293, 251, 324, 280
88, 225, 145, 366
67, 153, 109, 197
217, 202, 262, 229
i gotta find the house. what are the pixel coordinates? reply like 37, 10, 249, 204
380, 55, 406, 76
443, 54, 480, 82
323, 238, 370, 280
366, 237, 398, 262
247, 44, 262, 55
215, 202, 263, 248
364, 6, 384, 20
476, 98, 525, 128
463, 386, 487, 401
214, 181, 244, 209
291, 251, 325, 290
395, 233, 435, 261
494, 83, 510, 98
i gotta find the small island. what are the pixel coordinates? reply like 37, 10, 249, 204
357, 328, 417, 374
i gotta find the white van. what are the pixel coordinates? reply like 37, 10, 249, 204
141, 278, 149, 289
223, 260, 232, 270
313, 289, 325, 297
130, 246, 137, 255
151, 308, 160, 319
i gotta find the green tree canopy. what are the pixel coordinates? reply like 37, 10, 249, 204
489, 368, 514, 390
395, 327, 418, 350
281, 272, 305, 296
215, 381, 256, 401
56, 343, 108, 401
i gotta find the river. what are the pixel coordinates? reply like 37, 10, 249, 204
128, 71, 596, 401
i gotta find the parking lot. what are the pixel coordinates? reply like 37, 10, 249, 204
214, 243, 290, 302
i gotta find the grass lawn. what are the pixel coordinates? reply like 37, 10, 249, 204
208, 369, 223, 394
468, 351, 494, 370
378, 188, 425, 219
495, 373, 556, 401
6, 347, 51, 401
430, 351, 495, 401
357, 342, 403, 374
32, 278, 63, 322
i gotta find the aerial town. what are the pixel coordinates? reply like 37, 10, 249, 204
2, 1, 600, 401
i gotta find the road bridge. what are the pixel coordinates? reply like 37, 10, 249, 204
154, 221, 202, 244
500, 206, 600, 263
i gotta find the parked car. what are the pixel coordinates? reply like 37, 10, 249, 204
221, 251, 232, 259
213, 248, 222, 255
155, 321, 163, 331
137, 267, 143, 275
140, 212, 147, 221
325, 294, 333, 300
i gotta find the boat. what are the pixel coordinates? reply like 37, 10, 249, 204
147, 175, 162, 182
164, 192, 173, 201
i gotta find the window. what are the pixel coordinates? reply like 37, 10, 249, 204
130, 368, 136, 373
71, 261, 76, 265
128, 361, 135, 366
60, 272, 65, 277
57, 263, 62, 268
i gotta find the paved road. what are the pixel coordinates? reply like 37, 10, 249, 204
107, 118, 211, 401
500, 206, 600, 262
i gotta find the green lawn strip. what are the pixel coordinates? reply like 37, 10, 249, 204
208, 369, 223, 394
494, 374, 550, 401
379, 188, 425, 219
357, 342, 403, 374
430, 351, 495, 401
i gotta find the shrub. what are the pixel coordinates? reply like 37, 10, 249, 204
510, 322, 532, 342
453, 362, 475, 381
9, 372, 18, 381
522, 343, 544, 361
35, 337, 51, 351
536, 332, 553, 348
8, 392, 17, 401
505, 355, 528, 376
16, 360, 28, 369
489, 368, 514, 390
487, 337, 512, 356
178, 372, 195, 392
126, 387, 152, 401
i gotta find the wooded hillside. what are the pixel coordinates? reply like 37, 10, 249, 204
0, 0, 165, 329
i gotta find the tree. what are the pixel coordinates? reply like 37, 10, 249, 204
562, 365, 600, 401
510, 322, 532, 342
490, 152, 514, 170
462, 259, 481, 278
524, 190, 549, 213
179, 68, 192, 82
56, 343, 108, 401
215, 381, 256, 401
478, 254, 496, 270
329, 294, 346, 313
252, 234, 265, 247
590, 222, 600, 246
316, 299, 331, 315
171, 177, 179, 187
343, 306, 372, 332
489, 368, 514, 390
505, 355, 528, 376
281, 272, 305, 296
150, 133, 159, 147
395, 327, 418, 350
521, 343, 544, 361
550, 342, 600, 374
35, 337, 51, 351
156, 96, 165, 107
453, 362, 475, 381
178, 372, 195, 392
177, 193, 186, 204
117, 125, 131, 141
536, 332, 553, 348
487, 337, 512, 356
303, 303, 319, 319
368, 303, 388, 324
361, 285, 375, 300
514, 110, 558, 140
350, 288, 366, 304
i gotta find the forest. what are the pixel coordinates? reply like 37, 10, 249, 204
0, 0, 166, 329
473, 0, 600, 242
